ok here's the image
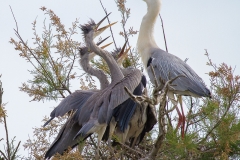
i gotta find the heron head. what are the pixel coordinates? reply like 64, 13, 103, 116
80, 13, 117, 39
142, 0, 161, 10
111, 41, 131, 65
78, 46, 90, 57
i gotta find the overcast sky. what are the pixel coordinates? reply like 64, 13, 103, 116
1, 0, 240, 157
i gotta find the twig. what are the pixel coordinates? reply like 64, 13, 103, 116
0, 79, 10, 160
159, 14, 168, 53
0, 150, 8, 160
3, 111, 10, 160
9, 6, 18, 32
12, 141, 21, 159
89, 136, 103, 158
120, 7, 136, 68
99, 0, 117, 49
124, 86, 155, 106
0, 76, 3, 106
164, 105, 177, 115
0, 79, 7, 160
148, 80, 169, 159
198, 102, 231, 144
165, 102, 173, 128
148, 71, 183, 159
118, 141, 144, 157
15, 31, 65, 98
64, 52, 78, 94
10, 8, 66, 98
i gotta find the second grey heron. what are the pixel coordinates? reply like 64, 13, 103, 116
73, 16, 143, 158
137, 0, 211, 137
44, 17, 117, 159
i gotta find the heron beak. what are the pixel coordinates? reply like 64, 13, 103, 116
95, 13, 117, 35
97, 21, 117, 33
96, 36, 112, 49
96, 36, 110, 46
100, 42, 113, 49
96, 13, 112, 29
117, 41, 131, 64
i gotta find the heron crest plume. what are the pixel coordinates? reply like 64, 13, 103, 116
111, 48, 122, 59
80, 19, 96, 35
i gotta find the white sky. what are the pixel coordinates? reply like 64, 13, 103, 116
1, 0, 240, 157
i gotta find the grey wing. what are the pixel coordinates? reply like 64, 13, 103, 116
75, 69, 142, 137
75, 90, 105, 125
44, 90, 97, 127
105, 69, 142, 124
45, 117, 81, 159
134, 104, 157, 145
148, 48, 211, 97
52, 90, 97, 117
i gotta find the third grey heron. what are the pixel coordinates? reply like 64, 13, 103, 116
73, 15, 143, 158
44, 18, 116, 159
106, 47, 157, 147
137, 0, 211, 137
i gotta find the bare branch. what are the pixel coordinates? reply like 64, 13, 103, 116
89, 136, 103, 158
3, 114, 10, 160
118, 141, 144, 157
12, 141, 21, 159
159, 14, 168, 52
99, 0, 117, 49
0, 75, 3, 106
9, 6, 18, 32
0, 150, 8, 160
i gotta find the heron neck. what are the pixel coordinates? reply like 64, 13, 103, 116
137, 0, 161, 67
86, 37, 124, 83
80, 54, 109, 89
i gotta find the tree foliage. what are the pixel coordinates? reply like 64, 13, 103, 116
0, 76, 22, 160
2, 1, 240, 159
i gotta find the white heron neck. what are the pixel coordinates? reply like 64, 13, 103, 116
137, 0, 161, 67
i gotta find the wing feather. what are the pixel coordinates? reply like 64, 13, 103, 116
44, 90, 96, 126
106, 69, 142, 123
148, 48, 211, 97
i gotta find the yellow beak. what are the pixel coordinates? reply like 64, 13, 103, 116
117, 40, 131, 64
94, 13, 117, 37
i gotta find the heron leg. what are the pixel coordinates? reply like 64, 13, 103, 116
168, 92, 185, 138
107, 120, 117, 157
177, 95, 185, 139
96, 125, 107, 160
121, 125, 129, 144
108, 119, 117, 146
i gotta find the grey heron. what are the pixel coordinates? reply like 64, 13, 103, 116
73, 15, 143, 158
44, 41, 150, 159
104, 47, 157, 147
44, 20, 143, 159
45, 41, 124, 159
43, 21, 116, 128
137, 0, 211, 137
45, 14, 156, 159
44, 18, 117, 159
